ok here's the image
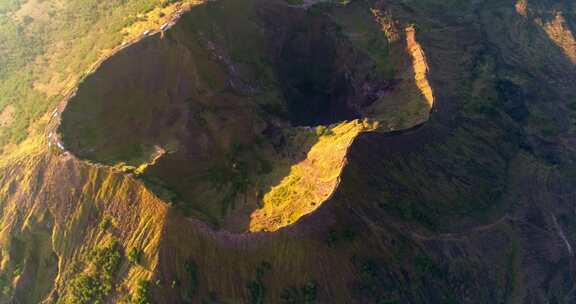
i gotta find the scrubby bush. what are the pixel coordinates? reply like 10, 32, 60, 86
131, 279, 153, 304
128, 247, 144, 265
247, 262, 272, 304
280, 281, 317, 303
90, 240, 122, 276
0, 0, 177, 146
62, 240, 123, 304
185, 260, 199, 298
98, 216, 113, 231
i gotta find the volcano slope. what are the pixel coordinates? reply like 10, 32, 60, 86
1, 0, 576, 303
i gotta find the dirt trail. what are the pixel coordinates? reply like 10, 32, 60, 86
410, 214, 514, 241
551, 213, 574, 256
289, 0, 328, 9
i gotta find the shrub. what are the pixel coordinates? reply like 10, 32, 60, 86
90, 240, 122, 276
62, 240, 123, 304
131, 279, 152, 304
185, 260, 198, 298
98, 216, 113, 231
128, 247, 144, 265
280, 281, 317, 304
247, 262, 272, 304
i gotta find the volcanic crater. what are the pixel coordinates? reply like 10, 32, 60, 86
59, 0, 432, 232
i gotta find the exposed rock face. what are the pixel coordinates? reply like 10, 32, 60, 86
537, 12, 576, 64
371, 8, 401, 42
405, 26, 434, 108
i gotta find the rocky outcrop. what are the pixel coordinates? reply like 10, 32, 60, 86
405, 26, 434, 108
536, 12, 576, 64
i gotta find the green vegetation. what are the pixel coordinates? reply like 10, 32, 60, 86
280, 281, 317, 303
56, 0, 423, 232
528, 109, 561, 137
502, 240, 521, 302
99, 216, 114, 231
131, 279, 153, 304
0, 0, 183, 146
284, 0, 304, 5
0, 272, 11, 298
185, 260, 199, 299
128, 247, 145, 265
1, 0, 575, 302
414, 254, 443, 279
351, 251, 493, 303
325, 228, 357, 247
246, 262, 272, 304
204, 147, 251, 216
60, 240, 123, 304
329, 0, 395, 78
351, 256, 401, 303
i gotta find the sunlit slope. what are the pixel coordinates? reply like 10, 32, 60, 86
250, 120, 379, 232
0, 153, 168, 303
0, 0, 201, 149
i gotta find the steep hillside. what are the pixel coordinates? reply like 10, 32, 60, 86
0, 151, 169, 303
0, 0, 575, 303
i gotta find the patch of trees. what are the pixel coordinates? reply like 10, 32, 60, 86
184, 260, 199, 300
280, 281, 317, 303
131, 279, 153, 304
61, 240, 122, 304
246, 262, 272, 304
325, 228, 357, 247
128, 247, 145, 265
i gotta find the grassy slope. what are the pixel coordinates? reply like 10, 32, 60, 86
250, 120, 379, 232
0, 153, 169, 303
0, 0, 150, 145
0, 0, 203, 159
331, 1, 433, 127
0, 0, 199, 302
